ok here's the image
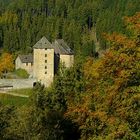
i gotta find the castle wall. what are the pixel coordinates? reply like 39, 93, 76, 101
15, 57, 33, 75
0, 79, 36, 89
33, 48, 54, 87
15, 57, 21, 70
60, 55, 74, 68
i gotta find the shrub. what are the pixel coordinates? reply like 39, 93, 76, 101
15, 68, 29, 78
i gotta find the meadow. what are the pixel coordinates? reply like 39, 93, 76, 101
0, 92, 30, 106
9, 88, 33, 96
0, 89, 32, 107
0, 88, 33, 106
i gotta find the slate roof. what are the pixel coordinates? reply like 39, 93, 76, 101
53, 39, 74, 55
33, 36, 53, 49
18, 54, 33, 63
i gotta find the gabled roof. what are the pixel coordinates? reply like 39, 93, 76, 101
53, 39, 74, 55
18, 54, 33, 63
33, 36, 53, 49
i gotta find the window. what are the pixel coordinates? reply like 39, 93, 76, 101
45, 54, 47, 57
45, 60, 47, 63
45, 48, 47, 50
45, 66, 47, 69
45, 71, 47, 74
31, 63, 33, 66
26, 63, 28, 66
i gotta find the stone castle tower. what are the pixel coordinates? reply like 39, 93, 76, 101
33, 37, 74, 87
33, 37, 54, 86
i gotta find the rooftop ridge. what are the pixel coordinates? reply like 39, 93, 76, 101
53, 39, 74, 55
18, 54, 33, 63
33, 36, 53, 49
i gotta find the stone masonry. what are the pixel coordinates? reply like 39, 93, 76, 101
15, 36, 74, 87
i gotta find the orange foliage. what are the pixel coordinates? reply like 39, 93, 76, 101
0, 53, 14, 76
124, 12, 140, 34
66, 12, 140, 139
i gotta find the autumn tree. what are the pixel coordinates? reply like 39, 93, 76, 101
66, 12, 140, 140
0, 53, 14, 77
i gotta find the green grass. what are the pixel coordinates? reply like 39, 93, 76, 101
14, 68, 29, 78
9, 88, 33, 96
0, 93, 28, 106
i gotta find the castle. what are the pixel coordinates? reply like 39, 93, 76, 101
15, 37, 74, 87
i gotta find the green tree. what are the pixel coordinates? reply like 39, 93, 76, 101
0, 103, 15, 140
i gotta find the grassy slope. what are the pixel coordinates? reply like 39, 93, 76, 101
0, 93, 28, 106
0, 88, 33, 106
9, 88, 33, 96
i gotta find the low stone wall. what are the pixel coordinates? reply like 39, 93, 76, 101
0, 79, 37, 89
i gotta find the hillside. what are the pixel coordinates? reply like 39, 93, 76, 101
0, 0, 140, 57
0, 1, 140, 140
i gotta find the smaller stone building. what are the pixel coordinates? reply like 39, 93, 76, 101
15, 54, 33, 75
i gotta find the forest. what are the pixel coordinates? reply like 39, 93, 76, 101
0, 0, 140, 140
0, 0, 140, 56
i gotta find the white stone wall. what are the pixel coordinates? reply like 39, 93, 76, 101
60, 55, 74, 68
0, 79, 36, 89
15, 57, 33, 75
33, 48, 54, 87
15, 57, 22, 70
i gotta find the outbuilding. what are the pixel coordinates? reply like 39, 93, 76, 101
15, 54, 33, 75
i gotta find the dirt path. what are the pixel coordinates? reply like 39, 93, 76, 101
0, 90, 29, 98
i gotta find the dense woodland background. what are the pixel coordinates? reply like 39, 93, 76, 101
0, 0, 140, 56
0, 0, 140, 140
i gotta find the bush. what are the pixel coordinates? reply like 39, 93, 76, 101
14, 68, 29, 78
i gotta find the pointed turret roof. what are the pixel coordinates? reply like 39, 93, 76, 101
33, 36, 53, 49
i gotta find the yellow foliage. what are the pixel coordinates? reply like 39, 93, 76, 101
0, 53, 14, 76
66, 12, 140, 140
0, 11, 18, 24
